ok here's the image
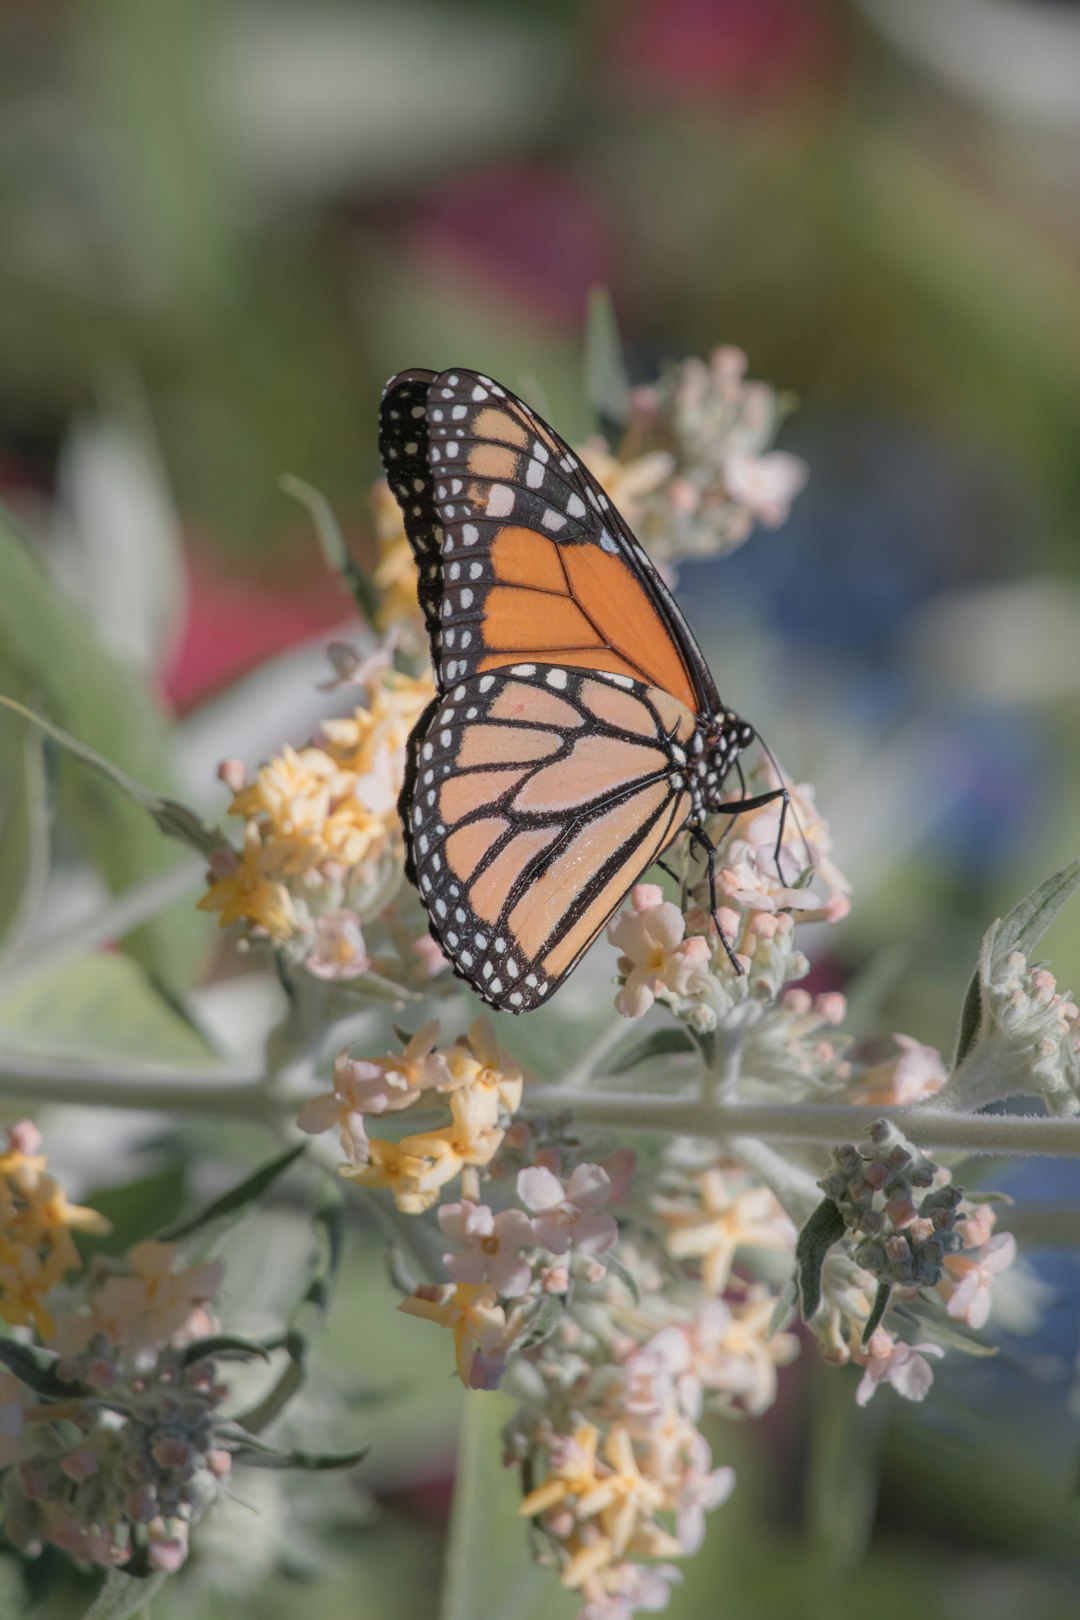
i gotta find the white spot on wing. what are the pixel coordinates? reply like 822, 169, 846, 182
487, 484, 514, 518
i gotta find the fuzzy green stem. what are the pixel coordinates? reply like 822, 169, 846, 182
0, 1054, 276, 1119
522, 1089, 1080, 1159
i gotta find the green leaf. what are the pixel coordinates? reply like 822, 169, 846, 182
892, 1298, 1000, 1356
803, 1357, 885, 1583
80, 1570, 168, 1619
158, 1142, 307, 1244
0, 508, 206, 993
0, 707, 48, 969
795, 1198, 848, 1322
218, 1425, 367, 1472
766, 1279, 798, 1341
234, 1175, 347, 1434
584, 286, 630, 429
861, 1281, 892, 1345
0, 694, 222, 861
608, 1026, 696, 1076
601, 1249, 641, 1305
78, 1164, 188, 1261
0, 952, 215, 1066
280, 473, 379, 625
953, 859, 1080, 1065
180, 1334, 272, 1366
440, 1393, 560, 1620
0, 1339, 86, 1400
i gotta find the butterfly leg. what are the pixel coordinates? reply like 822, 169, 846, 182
711, 785, 792, 886
690, 827, 744, 975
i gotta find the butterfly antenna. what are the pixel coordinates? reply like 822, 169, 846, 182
749, 727, 814, 881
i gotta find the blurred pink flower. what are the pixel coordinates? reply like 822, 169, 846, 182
305, 910, 370, 981
943, 1232, 1017, 1330
413, 167, 613, 327
611, 0, 830, 99
517, 1163, 618, 1256
855, 1329, 943, 1406
438, 1199, 535, 1297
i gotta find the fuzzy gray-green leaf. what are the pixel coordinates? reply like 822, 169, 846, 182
795, 1198, 848, 1321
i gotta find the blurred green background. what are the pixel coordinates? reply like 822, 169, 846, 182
3, 0, 1080, 1614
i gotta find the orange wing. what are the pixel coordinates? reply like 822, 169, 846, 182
400, 664, 696, 1012
379, 369, 719, 716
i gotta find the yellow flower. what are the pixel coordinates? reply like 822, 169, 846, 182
443, 1017, 524, 1117
197, 824, 299, 941
320, 668, 435, 781
575, 1425, 665, 1560
398, 1281, 507, 1384
520, 1423, 604, 1520
401, 1085, 506, 1180
371, 478, 422, 633
659, 1169, 794, 1295
576, 438, 675, 531
0, 1245, 57, 1338
0, 1122, 107, 1340
13, 1176, 111, 1282
341, 1138, 447, 1215
714, 1287, 800, 1416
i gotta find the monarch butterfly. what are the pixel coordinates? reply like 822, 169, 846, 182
379, 367, 788, 1013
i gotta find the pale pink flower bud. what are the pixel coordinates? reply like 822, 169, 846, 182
817, 993, 847, 1025
6, 1120, 42, 1156
217, 759, 247, 792
541, 1265, 570, 1294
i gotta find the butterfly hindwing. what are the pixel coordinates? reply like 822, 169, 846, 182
400, 664, 696, 1011
380, 368, 718, 714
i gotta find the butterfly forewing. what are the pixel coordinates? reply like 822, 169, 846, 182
378, 369, 443, 650
381, 368, 717, 712
401, 664, 695, 1011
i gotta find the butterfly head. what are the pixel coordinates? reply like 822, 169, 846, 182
688, 710, 756, 822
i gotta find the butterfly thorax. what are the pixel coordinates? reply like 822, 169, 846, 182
682, 711, 756, 828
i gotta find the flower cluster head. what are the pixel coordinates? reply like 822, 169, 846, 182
399, 1159, 619, 1390
0, 1134, 236, 1576
298, 1017, 523, 1214
0, 1122, 110, 1339
502, 1225, 797, 1619
198, 653, 435, 981
819, 1121, 966, 1291
582, 346, 808, 567
981, 950, 1080, 1113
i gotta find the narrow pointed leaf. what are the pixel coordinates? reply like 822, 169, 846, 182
281, 473, 379, 624
861, 1281, 892, 1345
180, 1334, 272, 1366
0, 712, 48, 968
0, 1340, 85, 1399
158, 1143, 306, 1243
608, 1026, 696, 1075
795, 1198, 847, 1321
584, 286, 631, 428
